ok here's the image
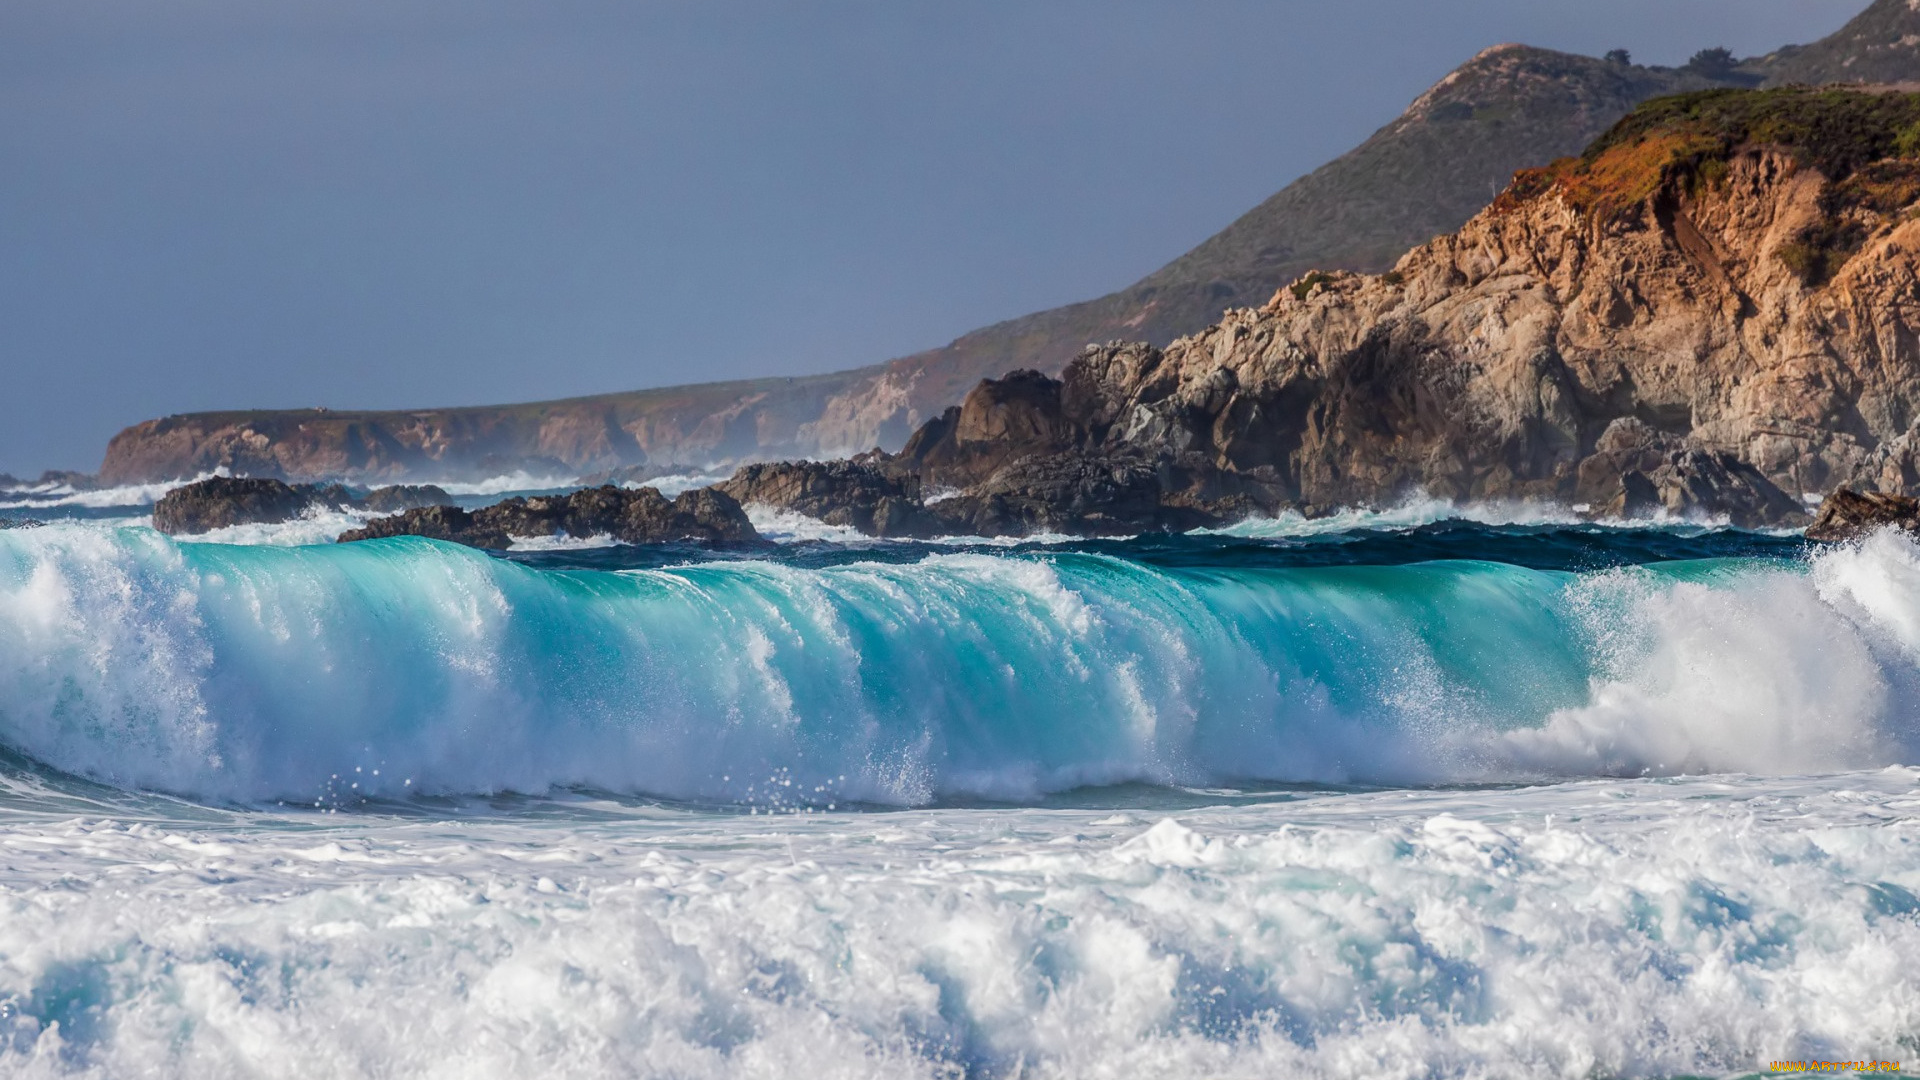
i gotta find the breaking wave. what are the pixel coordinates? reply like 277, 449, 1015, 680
0, 522, 1913, 806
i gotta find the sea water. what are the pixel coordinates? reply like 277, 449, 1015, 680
0, 494, 1915, 1078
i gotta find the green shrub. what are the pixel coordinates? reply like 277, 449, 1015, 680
1585, 87, 1920, 184
1777, 218, 1868, 286
1686, 47, 1739, 79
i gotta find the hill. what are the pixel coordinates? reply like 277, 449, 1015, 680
1746, 0, 1920, 85
95, 1, 1920, 485
716, 85, 1920, 535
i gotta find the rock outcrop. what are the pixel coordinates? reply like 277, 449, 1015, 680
135, 82, 1920, 541
716, 458, 939, 539
152, 477, 451, 535
106, 9, 1920, 488
337, 485, 760, 549
1805, 487, 1920, 541
732, 87, 1920, 534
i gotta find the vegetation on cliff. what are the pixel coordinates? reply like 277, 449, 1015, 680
1502, 86, 1920, 285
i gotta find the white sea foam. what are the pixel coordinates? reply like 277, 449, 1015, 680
0, 516, 1913, 1078
0, 473, 221, 511
507, 532, 621, 552
426, 471, 573, 496
628, 472, 729, 498
1206, 494, 1735, 539
742, 504, 1087, 546
743, 504, 871, 544
0, 773, 1916, 1078
170, 507, 376, 547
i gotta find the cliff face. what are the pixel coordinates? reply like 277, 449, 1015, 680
94, 2, 1920, 487
788, 46, 1735, 458
892, 88, 1920, 526
97, 370, 872, 485
95, 47, 1749, 485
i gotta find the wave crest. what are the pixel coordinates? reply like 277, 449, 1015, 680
0, 525, 1914, 803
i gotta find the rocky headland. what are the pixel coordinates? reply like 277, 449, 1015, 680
308, 85, 1920, 547
91, 0, 1920, 489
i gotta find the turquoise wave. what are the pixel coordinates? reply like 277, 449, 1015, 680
0, 525, 1913, 804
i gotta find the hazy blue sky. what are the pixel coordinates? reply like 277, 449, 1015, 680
0, 0, 1868, 475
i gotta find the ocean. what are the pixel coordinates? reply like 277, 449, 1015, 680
0, 486, 1915, 1078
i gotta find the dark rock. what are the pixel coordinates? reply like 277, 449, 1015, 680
717, 459, 942, 538
717, 368, 1269, 540
361, 484, 454, 514
153, 477, 335, 534
929, 451, 1224, 537
152, 476, 454, 535
1608, 470, 1664, 519
898, 370, 1081, 490
1806, 488, 1920, 542
338, 485, 761, 548
337, 505, 510, 549
0, 518, 44, 530
651, 487, 761, 545
1578, 418, 1805, 527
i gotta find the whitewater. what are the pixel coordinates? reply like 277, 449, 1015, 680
0, 491, 1918, 1078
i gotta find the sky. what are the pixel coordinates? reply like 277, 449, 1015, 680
0, 0, 1872, 476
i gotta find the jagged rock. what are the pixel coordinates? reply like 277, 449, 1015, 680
1577, 418, 1806, 526
927, 451, 1220, 537
336, 505, 508, 548
0, 518, 44, 530
1806, 488, 1920, 541
96, 20, 1814, 486
717, 458, 940, 538
360, 484, 455, 513
152, 477, 452, 535
568, 88, 1920, 542
901, 370, 1080, 491
1607, 471, 1665, 520
154, 478, 333, 534
127, 85, 1920, 537
338, 485, 761, 549
909, 89, 1920, 531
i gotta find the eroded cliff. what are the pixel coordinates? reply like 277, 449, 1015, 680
95, 32, 1822, 485
753, 87, 1920, 531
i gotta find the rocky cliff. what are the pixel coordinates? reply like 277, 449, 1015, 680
344, 86, 1920, 544
97, 370, 871, 486
94, 48, 1799, 484
734, 87, 1920, 532
94, 1, 1920, 487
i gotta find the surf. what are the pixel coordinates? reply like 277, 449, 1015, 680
1, 522, 1915, 807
